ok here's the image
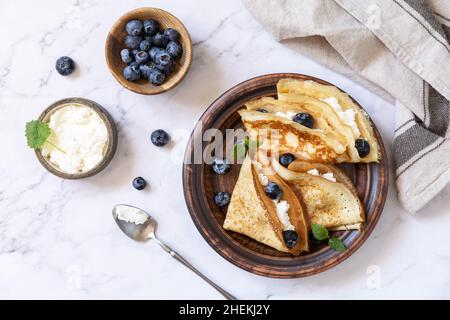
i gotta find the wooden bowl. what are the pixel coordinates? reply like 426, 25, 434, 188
105, 7, 193, 95
36, 98, 118, 179
183, 73, 389, 278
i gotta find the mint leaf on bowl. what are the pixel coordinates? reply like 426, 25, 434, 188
25, 120, 65, 153
329, 237, 346, 252
311, 223, 329, 241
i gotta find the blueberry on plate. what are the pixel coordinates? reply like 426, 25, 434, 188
148, 68, 166, 85
264, 182, 282, 200
154, 51, 172, 67
355, 138, 370, 158
151, 129, 170, 147
139, 39, 152, 51
309, 231, 324, 247
125, 20, 143, 36
292, 112, 314, 129
282, 230, 298, 248
124, 35, 142, 49
212, 158, 231, 175
164, 28, 180, 41
135, 51, 149, 64
257, 108, 268, 113
279, 153, 296, 168
55, 56, 75, 76
120, 49, 133, 64
143, 19, 159, 36
123, 65, 140, 82
132, 176, 147, 190
214, 192, 231, 207
152, 32, 168, 47
139, 61, 156, 78
149, 47, 165, 61
166, 41, 182, 58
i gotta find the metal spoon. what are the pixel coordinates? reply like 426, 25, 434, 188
112, 204, 236, 300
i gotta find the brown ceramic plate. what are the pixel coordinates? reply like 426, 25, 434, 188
182, 73, 388, 278
105, 7, 192, 95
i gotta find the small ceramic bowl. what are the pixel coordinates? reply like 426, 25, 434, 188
35, 98, 118, 179
105, 7, 193, 95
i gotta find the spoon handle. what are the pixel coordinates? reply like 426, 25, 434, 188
152, 236, 237, 300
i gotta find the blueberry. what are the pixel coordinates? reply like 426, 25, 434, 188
135, 51, 149, 64
148, 68, 166, 85
151, 129, 170, 147
279, 153, 296, 168
156, 63, 175, 75
292, 113, 314, 129
132, 176, 147, 190
143, 19, 159, 36
152, 32, 168, 47
55, 56, 75, 76
128, 61, 139, 68
139, 39, 152, 51
124, 35, 142, 49
123, 65, 140, 82
212, 158, 231, 175
309, 231, 324, 247
166, 41, 182, 58
282, 230, 298, 248
139, 61, 156, 78
149, 47, 165, 61
120, 49, 133, 64
125, 20, 143, 36
257, 108, 268, 113
164, 28, 180, 41
131, 49, 139, 58
264, 182, 282, 200
355, 139, 370, 158
214, 192, 231, 207
154, 51, 172, 66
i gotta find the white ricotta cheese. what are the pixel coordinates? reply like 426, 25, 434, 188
115, 205, 149, 225
41, 104, 109, 174
274, 111, 297, 120
320, 97, 360, 137
307, 168, 337, 182
274, 200, 295, 231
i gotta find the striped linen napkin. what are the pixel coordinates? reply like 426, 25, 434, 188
243, 0, 450, 213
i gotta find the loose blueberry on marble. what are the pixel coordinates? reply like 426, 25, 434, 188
292, 112, 314, 129
139, 39, 152, 51
126, 20, 143, 36
151, 129, 170, 146
143, 19, 159, 36
214, 192, 231, 207
120, 49, 133, 64
124, 35, 142, 49
212, 158, 231, 175
279, 153, 296, 168
166, 41, 182, 58
132, 176, 147, 190
355, 138, 370, 158
123, 65, 140, 82
135, 51, 149, 65
264, 182, 282, 200
55, 56, 75, 76
283, 230, 298, 248
148, 69, 166, 85
164, 28, 180, 41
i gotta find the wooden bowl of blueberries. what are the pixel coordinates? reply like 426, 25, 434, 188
105, 7, 193, 95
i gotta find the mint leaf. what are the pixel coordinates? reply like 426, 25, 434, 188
26, 120, 51, 149
329, 237, 346, 252
311, 223, 329, 241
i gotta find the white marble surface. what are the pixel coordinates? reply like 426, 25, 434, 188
1, 0, 449, 300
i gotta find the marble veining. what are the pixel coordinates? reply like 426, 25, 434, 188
0, 0, 449, 299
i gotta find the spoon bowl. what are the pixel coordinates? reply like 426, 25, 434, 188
113, 204, 156, 241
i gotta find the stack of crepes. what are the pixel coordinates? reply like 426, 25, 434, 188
223, 78, 380, 255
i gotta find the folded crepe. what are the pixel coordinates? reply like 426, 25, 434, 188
223, 154, 309, 255
272, 158, 365, 231
238, 109, 346, 163
277, 79, 380, 163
